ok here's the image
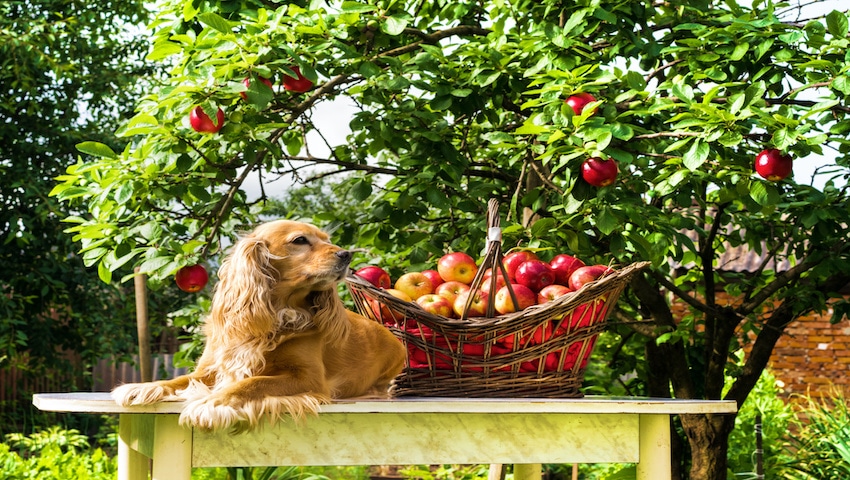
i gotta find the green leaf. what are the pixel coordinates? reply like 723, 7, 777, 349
350, 179, 372, 201
530, 217, 556, 238
672, 83, 694, 104
383, 15, 408, 35
146, 41, 182, 61
515, 122, 547, 135
137, 256, 173, 275
341, 1, 377, 13
772, 128, 796, 150
358, 61, 382, 78
683, 140, 709, 171
98, 261, 113, 284
596, 207, 619, 235
610, 123, 634, 141
833, 75, 850, 95
730, 42, 749, 61
115, 182, 134, 204
826, 10, 849, 38
198, 12, 233, 34
562, 9, 588, 34
76, 141, 117, 159
625, 71, 646, 91
426, 188, 450, 209
750, 181, 780, 206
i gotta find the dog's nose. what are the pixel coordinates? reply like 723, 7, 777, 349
336, 250, 352, 263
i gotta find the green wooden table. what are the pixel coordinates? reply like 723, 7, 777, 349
33, 392, 735, 480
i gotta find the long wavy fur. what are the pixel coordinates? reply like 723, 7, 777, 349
112, 220, 406, 433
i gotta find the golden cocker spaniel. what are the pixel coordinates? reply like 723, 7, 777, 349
112, 220, 406, 431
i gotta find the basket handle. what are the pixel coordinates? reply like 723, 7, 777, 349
461, 199, 520, 320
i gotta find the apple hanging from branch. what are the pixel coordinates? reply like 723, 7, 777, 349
282, 66, 314, 93
189, 106, 225, 134
565, 92, 597, 116
240, 75, 274, 100
175, 264, 209, 293
754, 148, 793, 181
581, 157, 619, 187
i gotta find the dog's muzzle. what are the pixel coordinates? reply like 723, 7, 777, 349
334, 250, 352, 279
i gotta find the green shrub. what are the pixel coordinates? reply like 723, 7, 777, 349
726, 367, 795, 477
773, 387, 850, 479
0, 427, 116, 479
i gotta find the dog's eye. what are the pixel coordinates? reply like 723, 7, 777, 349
291, 236, 310, 245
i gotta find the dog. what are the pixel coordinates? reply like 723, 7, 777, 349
112, 219, 406, 432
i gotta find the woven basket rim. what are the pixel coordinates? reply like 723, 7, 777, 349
345, 260, 650, 327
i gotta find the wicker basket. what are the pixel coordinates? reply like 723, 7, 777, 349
346, 200, 650, 398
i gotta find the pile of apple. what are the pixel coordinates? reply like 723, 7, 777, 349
355, 250, 612, 320
354, 250, 613, 373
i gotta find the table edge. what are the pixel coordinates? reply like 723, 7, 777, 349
33, 392, 737, 415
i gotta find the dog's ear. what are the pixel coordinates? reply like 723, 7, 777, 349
208, 236, 281, 340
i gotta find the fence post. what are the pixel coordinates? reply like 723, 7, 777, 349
134, 267, 152, 382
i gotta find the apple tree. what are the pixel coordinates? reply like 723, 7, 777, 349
0, 0, 160, 412
52, 0, 850, 477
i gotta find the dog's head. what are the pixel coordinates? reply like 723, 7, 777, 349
207, 220, 353, 341
251, 219, 352, 294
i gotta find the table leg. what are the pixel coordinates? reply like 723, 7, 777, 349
513, 464, 542, 480
637, 414, 671, 480
118, 414, 150, 480
152, 415, 192, 480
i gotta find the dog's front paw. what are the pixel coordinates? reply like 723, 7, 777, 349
112, 383, 170, 406
180, 396, 244, 431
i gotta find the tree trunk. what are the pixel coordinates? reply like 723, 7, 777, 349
679, 412, 736, 480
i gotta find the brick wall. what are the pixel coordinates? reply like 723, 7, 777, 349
767, 309, 850, 396
669, 291, 849, 397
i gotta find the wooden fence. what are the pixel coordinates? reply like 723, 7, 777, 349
1, 354, 189, 408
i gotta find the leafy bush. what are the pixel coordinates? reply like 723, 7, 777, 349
0, 427, 116, 480
726, 367, 795, 477
773, 387, 850, 479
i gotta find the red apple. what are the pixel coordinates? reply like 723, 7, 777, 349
240, 76, 274, 100
755, 148, 793, 181
480, 268, 507, 294
437, 252, 478, 284
282, 66, 314, 93
565, 92, 597, 116
537, 284, 573, 304
394, 271, 434, 300
581, 157, 618, 187
453, 289, 489, 318
494, 284, 537, 315
354, 266, 391, 289
502, 250, 540, 281
435, 281, 471, 305
568, 265, 613, 290
175, 264, 209, 292
416, 293, 454, 318
374, 288, 413, 324
421, 269, 444, 290
515, 259, 556, 292
549, 254, 586, 286
189, 106, 225, 134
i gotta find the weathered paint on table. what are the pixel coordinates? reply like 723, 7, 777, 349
33, 392, 736, 480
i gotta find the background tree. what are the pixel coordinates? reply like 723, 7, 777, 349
53, 0, 850, 477
0, 0, 160, 429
